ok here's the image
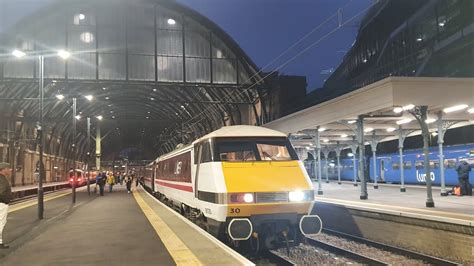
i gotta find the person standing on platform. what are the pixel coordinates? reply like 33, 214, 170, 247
98, 172, 106, 196
0, 162, 12, 249
455, 160, 472, 196
107, 173, 115, 193
125, 175, 132, 194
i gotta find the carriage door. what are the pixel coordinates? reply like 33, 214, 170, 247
380, 160, 385, 181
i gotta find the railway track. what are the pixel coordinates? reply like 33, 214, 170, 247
319, 228, 458, 265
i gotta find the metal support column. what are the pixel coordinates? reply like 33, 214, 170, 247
72, 98, 77, 204
335, 142, 342, 185
95, 123, 101, 171
323, 149, 330, 183
398, 126, 407, 192
86, 117, 91, 196
357, 117, 368, 200
410, 106, 434, 207
315, 127, 323, 195
37, 55, 44, 219
350, 138, 358, 187
370, 131, 379, 189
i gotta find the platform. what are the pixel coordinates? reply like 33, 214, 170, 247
311, 182, 474, 263
312, 181, 473, 224
0, 184, 252, 265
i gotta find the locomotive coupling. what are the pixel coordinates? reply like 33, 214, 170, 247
299, 215, 323, 236
228, 218, 253, 241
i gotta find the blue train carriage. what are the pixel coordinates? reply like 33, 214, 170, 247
377, 143, 474, 186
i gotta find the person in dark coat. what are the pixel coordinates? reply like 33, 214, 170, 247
0, 162, 12, 249
125, 175, 132, 194
455, 160, 472, 196
98, 172, 107, 196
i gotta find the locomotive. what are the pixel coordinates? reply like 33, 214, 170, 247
143, 125, 322, 249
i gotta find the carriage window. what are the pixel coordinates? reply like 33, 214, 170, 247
444, 159, 456, 168
201, 142, 212, 163
415, 161, 424, 169
256, 142, 292, 161
217, 141, 257, 162
392, 163, 400, 170
430, 160, 439, 169
403, 161, 412, 169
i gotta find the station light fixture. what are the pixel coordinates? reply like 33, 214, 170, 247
396, 118, 412, 125
431, 132, 438, 137
96, 115, 103, 120
150, 97, 155, 101
318, 127, 326, 132
425, 118, 436, 124
443, 104, 468, 113
364, 127, 374, 132
112, 116, 115, 119
467, 108, 474, 114
348, 153, 354, 157
75, 115, 81, 120
340, 134, 348, 138
56, 94, 65, 100
394, 104, 414, 113
386, 127, 396, 132
105, 96, 110, 100
79, 13, 85, 20
323, 139, 329, 143
347, 120, 356, 124
167, 18, 176, 25
12, 49, 26, 58
57, 50, 71, 59
84, 95, 93, 101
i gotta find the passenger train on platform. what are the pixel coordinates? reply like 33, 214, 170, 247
143, 125, 321, 249
306, 143, 474, 186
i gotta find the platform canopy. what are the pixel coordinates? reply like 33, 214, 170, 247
0, 0, 264, 159
264, 77, 474, 149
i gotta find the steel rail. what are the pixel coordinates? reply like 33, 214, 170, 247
323, 228, 458, 265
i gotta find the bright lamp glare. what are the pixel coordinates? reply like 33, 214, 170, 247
348, 153, 354, 157
443, 104, 468, 113
167, 18, 176, 25
84, 95, 93, 101
243, 193, 253, 203
75, 115, 81, 120
289, 191, 305, 202
12, 49, 26, 58
57, 50, 70, 59
403, 104, 415, 111
340, 134, 348, 138
318, 127, 326, 132
323, 139, 329, 143
96, 115, 103, 121
468, 108, 474, 114
347, 120, 356, 124
393, 107, 403, 113
364, 127, 374, 132
425, 118, 436, 124
396, 118, 412, 125
386, 127, 396, 132
56, 94, 65, 100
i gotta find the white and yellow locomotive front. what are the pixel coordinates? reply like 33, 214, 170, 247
151, 125, 322, 246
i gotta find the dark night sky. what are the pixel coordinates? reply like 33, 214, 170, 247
1, 0, 372, 91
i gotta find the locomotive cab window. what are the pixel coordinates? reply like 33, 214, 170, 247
215, 138, 298, 162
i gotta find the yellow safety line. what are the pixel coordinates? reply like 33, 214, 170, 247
8, 190, 72, 213
132, 189, 202, 266
316, 197, 474, 220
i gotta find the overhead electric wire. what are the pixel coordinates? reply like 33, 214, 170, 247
162, 0, 379, 150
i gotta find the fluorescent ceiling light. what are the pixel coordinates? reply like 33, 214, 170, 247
396, 118, 412, 125
167, 18, 176, 25
425, 118, 436, 124
386, 127, 396, 132
347, 120, 356, 124
443, 104, 468, 113
467, 108, 474, 114
56, 94, 64, 100
393, 107, 403, 113
96, 115, 103, 120
84, 95, 93, 101
318, 127, 326, 132
12, 49, 26, 58
323, 139, 329, 143
57, 50, 70, 59
75, 115, 81, 120
364, 127, 374, 132
340, 134, 348, 138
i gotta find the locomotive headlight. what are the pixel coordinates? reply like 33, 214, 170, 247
243, 193, 254, 203
289, 190, 305, 202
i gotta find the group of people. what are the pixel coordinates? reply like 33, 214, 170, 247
95, 171, 135, 196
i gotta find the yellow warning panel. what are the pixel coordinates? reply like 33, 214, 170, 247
133, 189, 202, 266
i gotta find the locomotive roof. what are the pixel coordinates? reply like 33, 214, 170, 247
193, 125, 288, 144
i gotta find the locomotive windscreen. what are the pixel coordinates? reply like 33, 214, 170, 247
215, 138, 298, 162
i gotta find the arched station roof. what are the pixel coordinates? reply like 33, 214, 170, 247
0, 0, 264, 159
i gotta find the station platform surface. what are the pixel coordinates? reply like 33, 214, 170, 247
0, 184, 251, 265
11, 181, 69, 192
313, 181, 474, 225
